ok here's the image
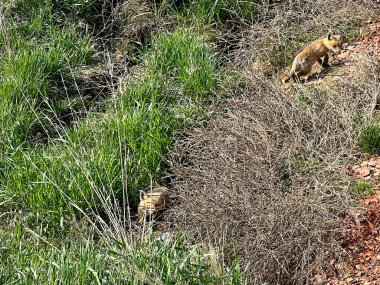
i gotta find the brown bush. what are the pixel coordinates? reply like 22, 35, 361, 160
164, 42, 380, 285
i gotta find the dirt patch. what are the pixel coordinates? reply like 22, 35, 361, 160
339, 192, 380, 284
352, 22, 380, 56
321, 191, 380, 284
348, 157, 380, 181
330, 21, 380, 68
320, 155, 380, 284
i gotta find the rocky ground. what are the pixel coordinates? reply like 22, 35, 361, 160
320, 21, 380, 281
315, 20, 380, 285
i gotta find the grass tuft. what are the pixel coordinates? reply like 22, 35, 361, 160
184, 0, 264, 26
350, 181, 374, 198
359, 123, 380, 154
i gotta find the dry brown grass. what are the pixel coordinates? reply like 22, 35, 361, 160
163, 1, 380, 283
166, 66, 379, 284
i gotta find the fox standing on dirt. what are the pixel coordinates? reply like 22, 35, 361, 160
283, 33, 343, 83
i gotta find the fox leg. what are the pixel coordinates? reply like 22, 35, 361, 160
283, 70, 294, 83
293, 73, 301, 84
318, 54, 329, 68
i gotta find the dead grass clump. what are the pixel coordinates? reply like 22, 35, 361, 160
114, 0, 170, 64
165, 59, 380, 284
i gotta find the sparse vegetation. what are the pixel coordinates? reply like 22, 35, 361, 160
351, 181, 374, 198
359, 123, 380, 154
336, 19, 361, 44
185, 0, 264, 25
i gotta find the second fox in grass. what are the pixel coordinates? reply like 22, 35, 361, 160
283, 33, 343, 83
138, 187, 168, 224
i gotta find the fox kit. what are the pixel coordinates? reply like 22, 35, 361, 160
138, 187, 168, 224
283, 33, 343, 83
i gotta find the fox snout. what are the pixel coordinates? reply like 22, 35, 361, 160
333, 46, 342, 54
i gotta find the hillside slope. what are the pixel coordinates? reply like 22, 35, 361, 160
164, 1, 380, 284
1, 0, 380, 284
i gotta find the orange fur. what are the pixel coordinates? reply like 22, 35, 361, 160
138, 187, 168, 224
283, 34, 343, 83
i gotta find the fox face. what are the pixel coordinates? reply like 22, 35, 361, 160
138, 187, 167, 223
325, 34, 343, 54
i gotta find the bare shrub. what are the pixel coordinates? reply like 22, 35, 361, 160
165, 55, 380, 284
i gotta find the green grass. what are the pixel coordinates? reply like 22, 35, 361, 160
0, 226, 245, 285
0, 1, 93, 204
147, 28, 217, 96
359, 123, 380, 154
9, 0, 99, 23
350, 181, 374, 198
336, 20, 361, 44
0, 0, 92, 152
0, 1, 94, 231
1, 27, 218, 232
0, 0, 243, 283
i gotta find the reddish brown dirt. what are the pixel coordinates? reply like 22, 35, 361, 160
355, 22, 380, 56
323, 190, 380, 284
348, 157, 380, 182
332, 22, 380, 66
324, 155, 380, 284
317, 21, 380, 284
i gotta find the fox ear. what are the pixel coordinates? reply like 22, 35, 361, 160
327, 33, 332, 40
336, 35, 343, 41
140, 191, 147, 200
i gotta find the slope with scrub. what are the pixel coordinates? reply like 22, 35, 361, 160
164, 1, 380, 284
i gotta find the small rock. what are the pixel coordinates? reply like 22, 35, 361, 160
155, 232, 172, 243
368, 161, 377, 167
361, 168, 371, 177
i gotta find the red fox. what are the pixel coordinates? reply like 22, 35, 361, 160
283, 33, 343, 83
138, 187, 168, 224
